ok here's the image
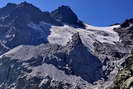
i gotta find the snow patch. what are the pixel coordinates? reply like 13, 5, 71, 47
85, 24, 120, 44
48, 25, 77, 45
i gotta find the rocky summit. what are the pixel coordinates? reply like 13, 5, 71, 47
0, 1, 132, 89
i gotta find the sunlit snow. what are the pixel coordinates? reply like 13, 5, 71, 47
27, 22, 120, 52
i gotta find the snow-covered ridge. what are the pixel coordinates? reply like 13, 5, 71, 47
85, 24, 120, 31
27, 22, 120, 52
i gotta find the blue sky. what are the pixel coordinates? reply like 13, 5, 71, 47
0, 0, 133, 26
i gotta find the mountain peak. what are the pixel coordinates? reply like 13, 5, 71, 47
16, 1, 42, 13
6, 3, 17, 7
51, 5, 85, 28
18, 1, 32, 7
120, 18, 133, 27
58, 5, 71, 11
16, 1, 41, 13
0, 3, 17, 17
51, 5, 78, 25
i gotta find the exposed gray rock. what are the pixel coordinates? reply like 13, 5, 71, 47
0, 33, 102, 89
0, 2, 132, 89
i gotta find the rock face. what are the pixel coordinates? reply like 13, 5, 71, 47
51, 5, 78, 24
51, 5, 85, 28
0, 33, 103, 89
108, 51, 133, 89
0, 1, 133, 89
0, 2, 63, 55
0, 2, 86, 55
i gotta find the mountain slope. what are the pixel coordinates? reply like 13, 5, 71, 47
0, 2, 132, 89
0, 33, 103, 89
